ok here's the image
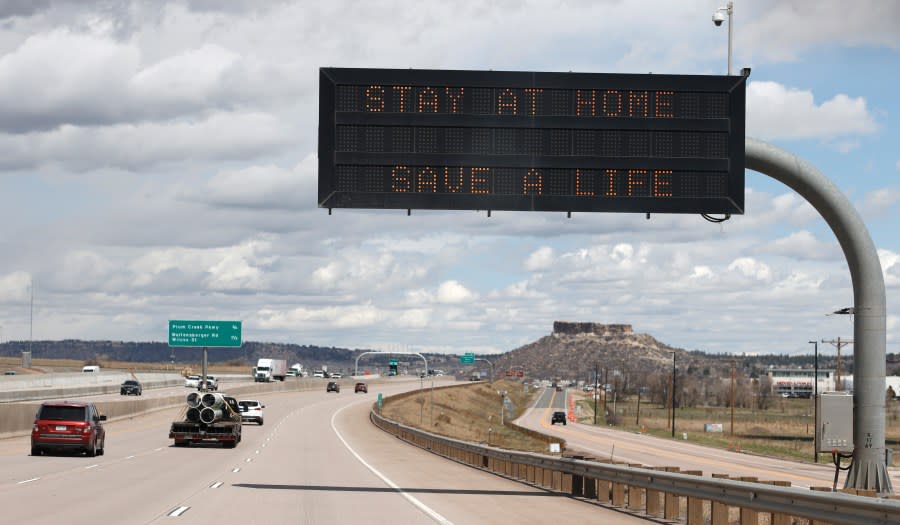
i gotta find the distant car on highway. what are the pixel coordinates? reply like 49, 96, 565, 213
31, 401, 106, 456
551, 411, 567, 425
184, 375, 218, 390
330, 372, 343, 379
354, 382, 367, 393
326, 382, 340, 393
202, 375, 219, 390
4, 370, 15, 375
120, 379, 142, 396
237, 400, 264, 425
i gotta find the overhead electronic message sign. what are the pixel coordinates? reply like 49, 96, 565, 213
318, 68, 745, 214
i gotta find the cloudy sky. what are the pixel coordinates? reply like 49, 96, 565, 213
0, 0, 897, 358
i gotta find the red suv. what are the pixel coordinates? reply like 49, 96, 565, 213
31, 401, 106, 457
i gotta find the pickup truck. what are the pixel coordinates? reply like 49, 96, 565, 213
184, 375, 218, 390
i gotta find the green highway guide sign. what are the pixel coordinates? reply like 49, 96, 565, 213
168, 320, 242, 348
460, 352, 475, 364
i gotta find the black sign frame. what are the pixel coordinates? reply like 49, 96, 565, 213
319, 67, 745, 214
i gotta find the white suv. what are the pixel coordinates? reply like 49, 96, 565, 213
238, 400, 264, 425
184, 375, 201, 388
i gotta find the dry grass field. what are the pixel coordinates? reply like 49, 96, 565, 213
380, 380, 552, 453
574, 391, 900, 466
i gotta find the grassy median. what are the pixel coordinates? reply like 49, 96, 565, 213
380, 380, 555, 453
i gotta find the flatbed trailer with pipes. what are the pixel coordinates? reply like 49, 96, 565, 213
169, 392, 242, 448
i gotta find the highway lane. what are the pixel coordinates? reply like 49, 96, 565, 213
519, 387, 900, 490
0, 382, 653, 524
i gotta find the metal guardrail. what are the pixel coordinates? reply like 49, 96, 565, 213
371, 409, 900, 525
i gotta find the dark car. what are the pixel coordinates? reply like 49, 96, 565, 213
120, 379, 142, 396
551, 411, 567, 425
354, 382, 367, 393
31, 401, 106, 456
326, 381, 340, 393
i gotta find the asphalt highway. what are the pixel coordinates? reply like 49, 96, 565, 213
0, 381, 653, 525
519, 387, 900, 490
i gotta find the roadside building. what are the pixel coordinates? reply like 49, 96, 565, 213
767, 368, 836, 398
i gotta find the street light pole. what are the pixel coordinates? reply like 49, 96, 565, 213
809, 340, 819, 463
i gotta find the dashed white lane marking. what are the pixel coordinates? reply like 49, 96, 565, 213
232, 467, 241, 473
17, 478, 40, 485
126, 455, 136, 459
244, 458, 253, 463
210, 482, 223, 488
331, 405, 454, 525
85, 464, 100, 469
168, 506, 190, 517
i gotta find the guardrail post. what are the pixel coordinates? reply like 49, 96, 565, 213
684, 470, 705, 525
711, 474, 730, 525
627, 464, 645, 511
543, 468, 553, 488
663, 467, 681, 520
809, 487, 834, 525
612, 479, 626, 506
764, 481, 792, 525
552, 470, 563, 490
646, 467, 664, 517
597, 478, 611, 503
738, 476, 759, 525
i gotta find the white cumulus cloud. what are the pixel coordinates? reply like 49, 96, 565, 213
436, 280, 476, 304
747, 81, 878, 142
525, 246, 554, 271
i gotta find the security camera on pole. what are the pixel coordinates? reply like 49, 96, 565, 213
712, 1, 734, 75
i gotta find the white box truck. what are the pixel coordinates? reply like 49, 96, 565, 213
254, 358, 287, 382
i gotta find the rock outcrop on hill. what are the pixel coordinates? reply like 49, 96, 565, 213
489, 322, 699, 382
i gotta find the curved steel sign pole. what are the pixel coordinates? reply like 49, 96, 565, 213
745, 138, 891, 494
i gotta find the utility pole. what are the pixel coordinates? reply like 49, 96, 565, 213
671, 352, 676, 438
822, 337, 853, 391
731, 359, 736, 438
603, 367, 609, 414
593, 362, 599, 425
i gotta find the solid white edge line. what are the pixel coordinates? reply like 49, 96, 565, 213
331, 404, 454, 525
